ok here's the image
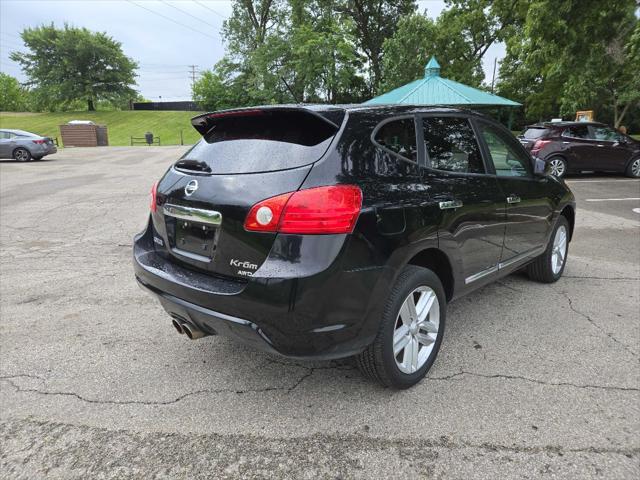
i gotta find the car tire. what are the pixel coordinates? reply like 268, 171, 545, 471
527, 216, 569, 283
626, 157, 640, 178
13, 147, 32, 162
548, 156, 567, 178
355, 265, 446, 389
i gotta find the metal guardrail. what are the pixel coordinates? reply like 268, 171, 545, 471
131, 136, 161, 146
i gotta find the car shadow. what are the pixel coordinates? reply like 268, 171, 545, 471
0, 158, 55, 164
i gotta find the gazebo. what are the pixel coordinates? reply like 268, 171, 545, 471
365, 57, 521, 127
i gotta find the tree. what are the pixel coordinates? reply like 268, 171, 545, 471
0, 73, 30, 111
194, 0, 368, 108
336, 0, 416, 95
497, 0, 639, 127
11, 24, 138, 111
380, 1, 525, 92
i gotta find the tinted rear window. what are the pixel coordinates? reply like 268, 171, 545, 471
180, 110, 338, 174
423, 117, 484, 174
522, 127, 549, 139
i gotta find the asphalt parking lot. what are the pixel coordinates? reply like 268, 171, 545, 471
1, 147, 639, 479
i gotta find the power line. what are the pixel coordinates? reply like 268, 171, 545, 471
125, 0, 216, 40
193, 0, 227, 20
159, 0, 219, 29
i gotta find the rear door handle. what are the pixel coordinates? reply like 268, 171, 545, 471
597, 144, 605, 147
507, 195, 521, 204
439, 200, 463, 210
562, 141, 570, 144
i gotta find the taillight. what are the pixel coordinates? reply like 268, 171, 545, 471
245, 185, 363, 234
32, 139, 46, 144
150, 182, 158, 212
532, 139, 551, 151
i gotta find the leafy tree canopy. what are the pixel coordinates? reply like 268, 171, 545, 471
497, 0, 639, 127
11, 24, 138, 111
0, 73, 30, 112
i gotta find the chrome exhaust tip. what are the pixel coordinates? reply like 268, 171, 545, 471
181, 321, 206, 340
171, 318, 184, 334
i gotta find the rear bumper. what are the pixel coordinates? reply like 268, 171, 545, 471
136, 277, 281, 355
133, 219, 391, 360
30, 144, 57, 156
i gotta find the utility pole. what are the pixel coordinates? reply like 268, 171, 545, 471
491, 58, 497, 94
188, 65, 199, 87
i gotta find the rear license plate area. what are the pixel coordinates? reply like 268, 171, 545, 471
166, 218, 217, 262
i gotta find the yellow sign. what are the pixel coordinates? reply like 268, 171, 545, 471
575, 110, 594, 122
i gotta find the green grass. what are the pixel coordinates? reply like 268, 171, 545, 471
0, 111, 203, 146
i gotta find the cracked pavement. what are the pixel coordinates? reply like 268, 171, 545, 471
1, 148, 639, 479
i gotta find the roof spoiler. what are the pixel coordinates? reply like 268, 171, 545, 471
190, 106, 344, 136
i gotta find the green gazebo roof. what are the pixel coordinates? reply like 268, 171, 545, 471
365, 56, 521, 107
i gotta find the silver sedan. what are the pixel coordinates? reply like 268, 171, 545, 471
0, 129, 58, 161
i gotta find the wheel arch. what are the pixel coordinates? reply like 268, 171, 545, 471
625, 155, 639, 172
406, 248, 454, 301
560, 204, 575, 240
547, 153, 568, 164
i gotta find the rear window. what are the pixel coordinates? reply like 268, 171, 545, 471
563, 125, 590, 139
522, 127, 548, 139
423, 117, 485, 174
373, 118, 417, 162
180, 110, 339, 174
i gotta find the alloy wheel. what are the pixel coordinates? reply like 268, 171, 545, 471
632, 159, 640, 177
15, 149, 29, 162
551, 225, 567, 275
393, 286, 440, 374
549, 158, 565, 177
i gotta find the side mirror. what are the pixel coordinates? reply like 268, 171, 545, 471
533, 157, 548, 176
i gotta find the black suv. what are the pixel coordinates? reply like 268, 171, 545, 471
519, 121, 640, 178
134, 105, 575, 389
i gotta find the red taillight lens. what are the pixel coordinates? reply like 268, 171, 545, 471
244, 192, 293, 232
244, 185, 363, 234
150, 182, 158, 212
32, 139, 46, 144
532, 139, 551, 151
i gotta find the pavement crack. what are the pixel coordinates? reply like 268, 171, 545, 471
495, 280, 523, 293
560, 291, 638, 359
428, 371, 639, 392
563, 275, 640, 281
0, 375, 297, 406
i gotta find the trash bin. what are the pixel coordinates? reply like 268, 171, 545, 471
145, 132, 154, 145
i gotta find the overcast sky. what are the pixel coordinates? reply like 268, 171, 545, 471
0, 0, 505, 101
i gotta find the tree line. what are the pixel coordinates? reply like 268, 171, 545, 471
193, 0, 639, 129
2, 1, 638, 131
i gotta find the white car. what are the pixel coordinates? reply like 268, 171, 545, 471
0, 129, 57, 161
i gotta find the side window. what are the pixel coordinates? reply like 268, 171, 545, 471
479, 124, 531, 178
563, 125, 590, 139
423, 117, 484, 174
591, 126, 621, 142
373, 118, 417, 162
0, 132, 9, 140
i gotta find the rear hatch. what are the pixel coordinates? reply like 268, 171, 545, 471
518, 126, 549, 151
151, 107, 343, 279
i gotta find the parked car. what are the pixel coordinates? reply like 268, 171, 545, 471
134, 105, 576, 389
0, 129, 57, 162
518, 121, 640, 178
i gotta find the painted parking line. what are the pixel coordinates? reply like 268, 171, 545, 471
567, 179, 640, 183
584, 197, 640, 202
